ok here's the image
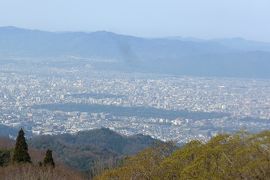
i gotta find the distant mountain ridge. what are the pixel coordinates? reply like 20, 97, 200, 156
0, 26, 231, 58
1, 26, 270, 78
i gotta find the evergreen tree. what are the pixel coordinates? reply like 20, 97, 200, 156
43, 149, 55, 168
12, 128, 31, 163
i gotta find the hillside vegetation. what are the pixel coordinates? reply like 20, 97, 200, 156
96, 131, 270, 180
29, 128, 159, 175
2, 128, 270, 179
1, 128, 159, 179
0, 129, 84, 180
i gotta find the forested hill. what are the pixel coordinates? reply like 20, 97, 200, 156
29, 128, 160, 172
96, 131, 270, 180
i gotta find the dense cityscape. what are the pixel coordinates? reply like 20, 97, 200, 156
1, 59, 270, 143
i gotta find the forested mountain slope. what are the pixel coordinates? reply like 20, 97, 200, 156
96, 131, 270, 180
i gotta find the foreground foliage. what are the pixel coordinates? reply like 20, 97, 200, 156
96, 131, 270, 180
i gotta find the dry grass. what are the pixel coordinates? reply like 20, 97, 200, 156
0, 164, 85, 180
0, 138, 14, 149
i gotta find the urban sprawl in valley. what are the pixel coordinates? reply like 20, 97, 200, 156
1, 59, 270, 143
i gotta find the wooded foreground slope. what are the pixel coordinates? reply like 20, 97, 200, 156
29, 128, 159, 173
96, 131, 270, 180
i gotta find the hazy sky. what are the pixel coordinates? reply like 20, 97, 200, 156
0, 0, 269, 41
